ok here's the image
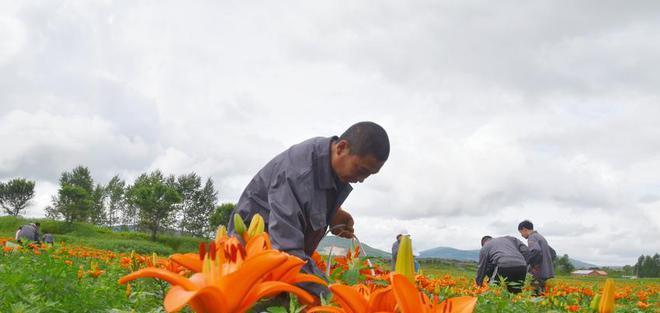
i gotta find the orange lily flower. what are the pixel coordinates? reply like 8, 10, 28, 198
307, 284, 397, 313
119, 250, 318, 313
308, 273, 477, 313
390, 273, 477, 313
170, 233, 325, 287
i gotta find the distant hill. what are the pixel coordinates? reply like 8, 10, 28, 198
317, 235, 391, 258
419, 246, 599, 268
419, 246, 480, 261
570, 258, 598, 269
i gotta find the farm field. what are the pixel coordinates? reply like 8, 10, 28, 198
0, 217, 658, 313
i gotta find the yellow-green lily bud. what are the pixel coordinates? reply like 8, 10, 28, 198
590, 294, 601, 312
247, 214, 265, 239
395, 235, 415, 283
233, 213, 247, 235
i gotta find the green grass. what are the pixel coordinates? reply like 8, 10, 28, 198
0, 216, 205, 255
0, 245, 168, 312
419, 258, 478, 278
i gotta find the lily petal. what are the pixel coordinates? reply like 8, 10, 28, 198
390, 273, 427, 313
218, 250, 288, 309
368, 286, 397, 312
119, 267, 197, 291
291, 273, 328, 286
170, 253, 202, 272
435, 296, 477, 313
307, 306, 346, 313
164, 285, 229, 313
329, 284, 369, 313
237, 281, 316, 312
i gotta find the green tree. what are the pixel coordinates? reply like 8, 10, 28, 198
126, 171, 182, 240
174, 173, 202, 233
0, 178, 35, 216
89, 184, 106, 225
104, 175, 126, 227
52, 184, 93, 222
209, 202, 235, 232
50, 166, 96, 223
175, 173, 218, 237
634, 254, 660, 278
622, 265, 633, 275
635, 255, 644, 276
554, 254, 575, 274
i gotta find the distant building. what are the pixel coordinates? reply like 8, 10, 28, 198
571, 269, 608, 276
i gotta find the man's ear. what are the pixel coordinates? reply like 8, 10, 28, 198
336, 139, 350, 155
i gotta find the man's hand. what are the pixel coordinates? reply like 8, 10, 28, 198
330, 207, 354, 239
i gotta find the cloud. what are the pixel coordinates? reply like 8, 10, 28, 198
1, 0, 659, 266
0, 110, 157, 182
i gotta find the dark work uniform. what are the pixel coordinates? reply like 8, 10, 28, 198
527, 231, 555, 295
476, 236, 529, 293
228, 136, 352, 296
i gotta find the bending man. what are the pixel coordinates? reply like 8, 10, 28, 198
476, 235, 529, 293
228, 121, 389, 297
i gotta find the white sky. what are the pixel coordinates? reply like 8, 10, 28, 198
1, 0, 659, 266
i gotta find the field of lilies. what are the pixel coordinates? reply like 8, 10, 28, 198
1, 215, 658, 313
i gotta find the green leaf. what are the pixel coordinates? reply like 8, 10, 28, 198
265, 307, 288, 313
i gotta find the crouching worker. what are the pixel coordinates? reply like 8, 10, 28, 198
17, 222, 41, 244
228, 122, 390, 299
476, 235, 529, 293
43, 233, 54, 245
518, 220, 555, 295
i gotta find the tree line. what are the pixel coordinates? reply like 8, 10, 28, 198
0, 166, 236, 240
633, 254, 660, 278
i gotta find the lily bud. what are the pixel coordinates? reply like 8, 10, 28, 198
233, 213, 247, 235
395, 235, 415, 283
246, 214, 265, 240
599, 279, 615, 313
590, 294, 601, 312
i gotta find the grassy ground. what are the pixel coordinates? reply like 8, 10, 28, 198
0, 216, 205, 255
2, 216, 658, 312
419, 258, 478, 278
420, 258, 660, 288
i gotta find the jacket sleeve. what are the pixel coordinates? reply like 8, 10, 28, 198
475, 248, 490, 286
512, 237, 531, 263
527, 235, 542, 265
549, 245, 557, 260
266, 172, 328, 296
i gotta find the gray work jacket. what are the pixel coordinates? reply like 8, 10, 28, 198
228, 137, 353, 294
527, 231, 555, 280
476, 236, 529, 285
17, 224, 40, 242
391, 240, 400, 270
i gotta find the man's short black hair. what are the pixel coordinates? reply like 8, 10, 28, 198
518, 220, 533, 231
481, 235, 492, 247
35, 222, 41, 227
339, 121, 390, 161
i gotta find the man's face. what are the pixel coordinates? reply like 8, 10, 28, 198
519, 228, 530, 239
332, 140, 385, 184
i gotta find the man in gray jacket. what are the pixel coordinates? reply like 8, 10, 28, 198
476, 235, 529, 293
228, 122, 389, 298
17, 222, 41, 244
518, 220, 555, 295
391, 234, 402, 270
